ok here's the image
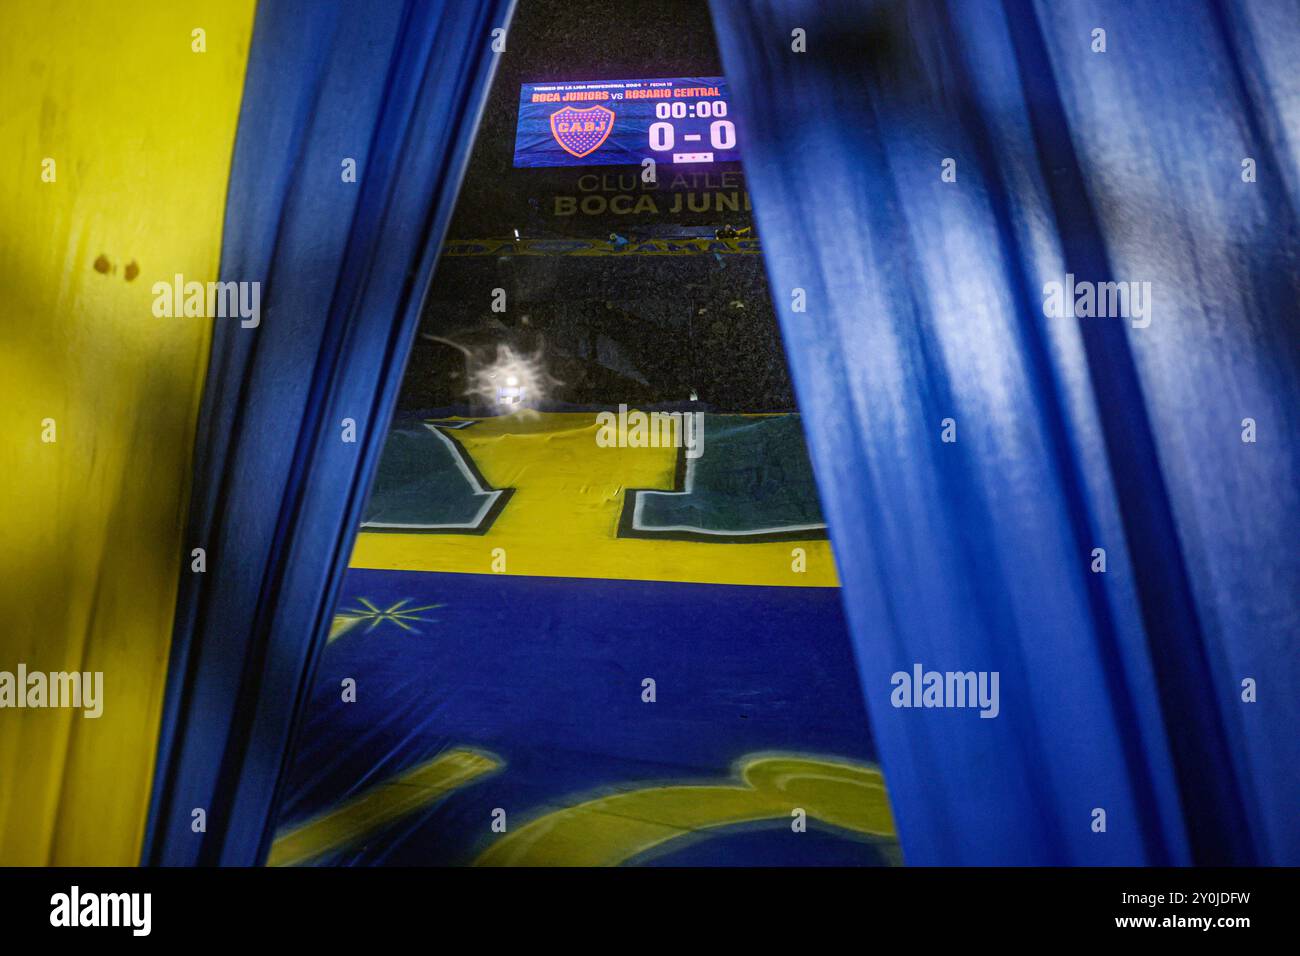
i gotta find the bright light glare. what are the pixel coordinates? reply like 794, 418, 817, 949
469, 344, 553, 413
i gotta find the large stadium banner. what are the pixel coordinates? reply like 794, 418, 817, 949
513, 77, 739, 168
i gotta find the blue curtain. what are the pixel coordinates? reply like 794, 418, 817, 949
144, 0, 514, 866
710, 0, 1299, 865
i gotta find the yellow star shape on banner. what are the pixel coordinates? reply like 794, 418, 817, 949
332, 597, 444, 640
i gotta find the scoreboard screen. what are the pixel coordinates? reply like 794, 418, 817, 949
513, 76, 739, 168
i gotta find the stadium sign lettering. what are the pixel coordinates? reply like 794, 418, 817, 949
554, 191, 751, 217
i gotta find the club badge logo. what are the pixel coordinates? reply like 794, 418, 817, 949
549, 105, 615, 158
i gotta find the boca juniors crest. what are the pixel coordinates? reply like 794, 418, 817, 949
549, 105, 615, 158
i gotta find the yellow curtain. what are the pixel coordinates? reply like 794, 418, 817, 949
0, 1, 255, 864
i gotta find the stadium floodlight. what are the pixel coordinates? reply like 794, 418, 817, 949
498, 374, 525, 406
471, 344, 549, 412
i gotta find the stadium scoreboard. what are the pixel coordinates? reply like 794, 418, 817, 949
513, 76, 739, 168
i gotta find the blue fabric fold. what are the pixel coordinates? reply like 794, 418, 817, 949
145, 0, 516, 866
710, 0, 1300, 864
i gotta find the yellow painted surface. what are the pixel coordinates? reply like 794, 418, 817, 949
475, 754, 896, 866
267, 749, 502, 867
349, 413, 841, 588
0, 2, 256, 864
266, 750, 893, 867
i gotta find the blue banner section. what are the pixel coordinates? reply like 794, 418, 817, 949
513, 76, 739, 167
275, 569, 894, 866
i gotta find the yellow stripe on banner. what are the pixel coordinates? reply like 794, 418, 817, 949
0, 2, 256, 864
441, 237, 763, 257
267, 749, 502, 867
475, 754, 897, 867
350, 413, 840, 587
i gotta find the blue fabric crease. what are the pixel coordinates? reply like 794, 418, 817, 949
144, 0, 516, 866
710, 0, 1300, 865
